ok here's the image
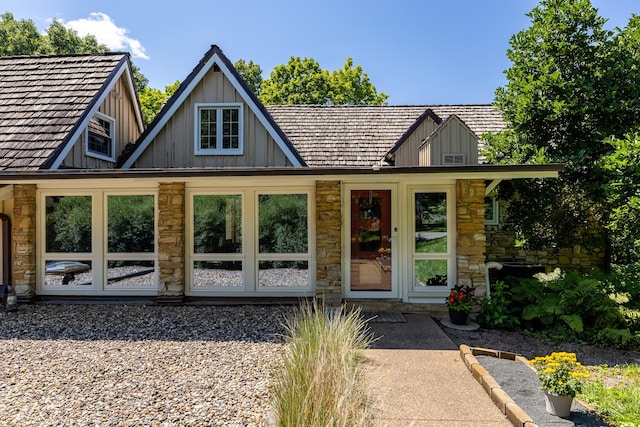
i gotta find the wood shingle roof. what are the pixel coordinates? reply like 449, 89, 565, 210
0, 53, 129, 170
266, 104, 504, 167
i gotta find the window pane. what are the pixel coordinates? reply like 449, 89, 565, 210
258, 261, 309, 287
46, 196, 92, 253
200, 109, 217, 149
44, 260, 92, 287
414, 260, 448, 287
106, 260, 155, 289
193, 261, 243, 287
259, 194, 308, 253
194, 195, 242, 253
107, 195, 155, 253
415, 192, 447, 253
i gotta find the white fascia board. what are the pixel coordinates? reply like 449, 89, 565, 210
49, 63, 127, 170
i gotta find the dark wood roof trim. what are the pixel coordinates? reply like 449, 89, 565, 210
39, 54, 131, 170
0, 164, 563, 181
384, 108, 443, 161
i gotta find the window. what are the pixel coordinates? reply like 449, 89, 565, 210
443, 154, 465, 165
485, 196, 499, 225
412, 189, 455, 291
195, 103, 243, 155
86, 113, 115, 161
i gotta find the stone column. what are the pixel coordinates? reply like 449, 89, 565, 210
456, 180, 487, 297
157, 182, 185, 299
315, 181, 342, 306
13, 184, 36, 297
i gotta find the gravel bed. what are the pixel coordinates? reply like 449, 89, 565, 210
477, 356, 610, 427
0, 304, 295, 426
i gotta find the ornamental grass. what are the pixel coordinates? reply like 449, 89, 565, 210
271, 302, 374, 427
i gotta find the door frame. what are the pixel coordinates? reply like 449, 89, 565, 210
343, 183, 399, 299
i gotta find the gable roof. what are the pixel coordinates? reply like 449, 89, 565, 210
0, 53, 141, 170
266, 104, 504, 167
120, 45, 306, 168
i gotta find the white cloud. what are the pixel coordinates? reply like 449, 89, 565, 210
64, 12, 149, 59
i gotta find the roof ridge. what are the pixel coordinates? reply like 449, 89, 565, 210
0, 52, 128, 61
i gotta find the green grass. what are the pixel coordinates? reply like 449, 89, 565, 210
579, 364, 640, 426
415, 259, 448, 285
271, 302, 374, 426
415, 236, 447, 253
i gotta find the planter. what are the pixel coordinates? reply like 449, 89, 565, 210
543, 390, 573, 418
448, 308, 469, 325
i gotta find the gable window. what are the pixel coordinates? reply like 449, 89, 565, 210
195, 103, 243, 155
86, 112, 115, 161
442, 154, 465, 165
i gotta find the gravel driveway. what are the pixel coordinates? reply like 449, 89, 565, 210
0, 303, 294, 426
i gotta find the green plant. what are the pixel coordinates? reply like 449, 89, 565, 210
477, 281, 520, 330
271, 302, 374, 426
579, 364, 640, 426
530, 352, 590, 397
445, 284, 475, 312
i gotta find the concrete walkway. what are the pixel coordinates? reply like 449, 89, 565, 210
364, 313, 511, 426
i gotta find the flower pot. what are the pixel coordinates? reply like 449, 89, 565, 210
448, 309, 469, 325
543, 390, 573, 418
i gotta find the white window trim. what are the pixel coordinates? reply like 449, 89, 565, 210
194, 103, 244, 155
408, 185, 457, 297
485, 195, 499, 225
85, 112, 116, 162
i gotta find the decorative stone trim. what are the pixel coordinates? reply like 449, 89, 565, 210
456, 180, 487, 296
315, 181, 342, 306
12, 184, 36, 297
157, 182, 185, 298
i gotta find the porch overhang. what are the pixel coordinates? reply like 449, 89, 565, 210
0, 164, 563, 185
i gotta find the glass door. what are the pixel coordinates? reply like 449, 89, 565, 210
346, 189, 396, 297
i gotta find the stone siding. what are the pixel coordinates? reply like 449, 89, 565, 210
486, 201, 605, 273
456, 180, 487, 297
157, 182, 185, 297
13, 184, 36, 297
315, 181, 342, 305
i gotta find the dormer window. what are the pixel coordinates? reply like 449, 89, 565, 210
86, 112, 115, 161
195, 103, 243, 155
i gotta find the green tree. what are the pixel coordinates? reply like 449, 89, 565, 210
139, 80, 180, 125
483, 0, 640, 262
0, 12, 47, 55
45, 20, 109, 55
234, 59, 263, 96
259, 56, 387, 105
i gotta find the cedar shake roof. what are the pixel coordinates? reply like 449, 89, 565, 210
266, 104, 504, 167
0, 53, 129, 170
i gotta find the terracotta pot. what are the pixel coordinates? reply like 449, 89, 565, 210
543, 390, 573, 418
448, 308, 469, 325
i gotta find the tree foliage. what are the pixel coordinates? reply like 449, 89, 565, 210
256, 56, 387, 105
234, 59, 263, 96
483, 0, 640, 261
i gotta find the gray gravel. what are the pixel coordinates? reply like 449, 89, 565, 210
477, 355, 610, 427
0, 303, 295, 426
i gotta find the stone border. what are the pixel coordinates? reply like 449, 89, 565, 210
459, 345, 538, 427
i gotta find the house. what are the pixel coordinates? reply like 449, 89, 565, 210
0, 46, 561, 310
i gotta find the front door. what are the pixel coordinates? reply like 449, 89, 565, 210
346, 188, 397, 298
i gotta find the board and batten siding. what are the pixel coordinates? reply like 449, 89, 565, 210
390, 117, 439, 167
61, 75, 141, 168
133, 68, 293, 168
418, 116, 479, 166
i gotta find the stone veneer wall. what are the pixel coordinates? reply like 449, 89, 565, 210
486, 200, 605, 272
456, 180, 487, 296
315, 181, 342, 305
13, 184, 36, 296
157, 182, 185, 297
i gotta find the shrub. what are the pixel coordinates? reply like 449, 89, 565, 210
477, 281, 520, 330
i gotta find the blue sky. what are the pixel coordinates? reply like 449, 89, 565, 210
3, 1, 638, 104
